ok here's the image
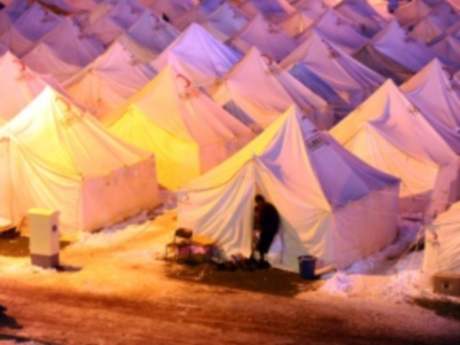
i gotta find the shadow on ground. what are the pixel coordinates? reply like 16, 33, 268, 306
0, 230, 71, 258
163, 261, 322, 297
0, 305, 21, 330
413, 297, 460, 321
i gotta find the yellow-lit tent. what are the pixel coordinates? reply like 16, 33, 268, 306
109, 65, 255, 190
0, 86, 160, 232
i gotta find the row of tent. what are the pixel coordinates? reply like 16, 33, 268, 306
0, 0, 460, 272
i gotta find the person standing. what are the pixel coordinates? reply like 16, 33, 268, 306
252, 194, 280, 268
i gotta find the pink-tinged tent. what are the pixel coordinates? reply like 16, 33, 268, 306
22, 18, 104, 83
0, 87, 160, 233
298, 9, 369, 54
430, 35, 460, 71
280, 11, 315, 38
394, 0, 431, 26
401, 59, 460, 155
81, 0, 145, 45
354, 21, 434, 84
423, 201, 460, 275
212, 47, 332, 130
178, 107, 399, 271
409, 14, 451, 44
293, 0, 329, 18
153, 23, 242, 88
109, 65, 255, 190
199, 2, 249, 42
119, 10, 179, 61
230, 14, 296, 62
331, 79, 460, 216
38, 0, 98, 13
281, 31, 384, 117
64, 41, 155, 123
0, 3, 62, 56
334, 0, 387, 37
0, 52, 48, 125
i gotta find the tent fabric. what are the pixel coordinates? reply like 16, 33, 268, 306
281, 31, 384, 114
10, 3, 62, 41
334, 0, 387, 37
82, 0, 144, 45
140, 0, 197, 18
0, 3, 62, 56
409, 15, 447, 44
39, 0, 99, 13
23, 18, 104, 83
0, 86, 160, 232
178, 107, 399, 271
23, 43, 82, 84
230, 14, 297, 62
394, 0, 431, 26
363, 21, 435, 73
212, 47, 332, 129
280, 11, 315, 38
401, 59, 460, 155
430, 35, 460, 71
299, 9, 368, 54
423, 201, 460, 274
64, 41, 156, 122
153, 23, 242, 88
0, 52, 48, 125
331, 79, 460, 215
124, 11, 179, 57
109, 66, 254, 190
237, 0, 296, 19
353, 41, 414, 84
201, 2, 249, 41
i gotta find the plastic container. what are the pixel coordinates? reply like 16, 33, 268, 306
298, 255, 316, 280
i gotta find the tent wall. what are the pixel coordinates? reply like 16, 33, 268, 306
0, 138, 12, 222
82, 157, 160, 231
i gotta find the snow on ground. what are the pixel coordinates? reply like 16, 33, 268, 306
305, 217, 435, 303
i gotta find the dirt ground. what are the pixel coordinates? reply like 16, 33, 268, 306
0, 213, 458, 345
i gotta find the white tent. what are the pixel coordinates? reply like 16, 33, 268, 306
354, 21, 434, 83
298, 9, 368, 54
23, 18, 104, 83
64, 41, 156, 123
423, 201, 460, 274
230, 14, 296, 62
401, 59, 460, 155
334, 0, 387, 37
153, 23, 242, 88
331, 79, 460, 215
178, 107, 400, 271
0, 52, 48, 125
282, 31, 384, 116
109, 66, 254, 190
0, 86, 160, 232
212, 47, 332, 129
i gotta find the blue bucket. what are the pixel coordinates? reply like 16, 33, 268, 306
298, 255, 316, 280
